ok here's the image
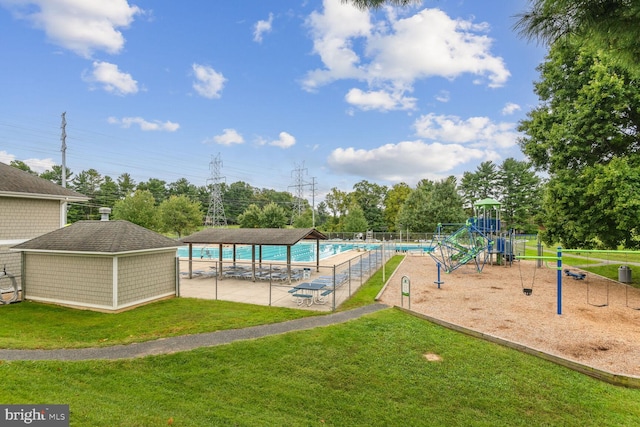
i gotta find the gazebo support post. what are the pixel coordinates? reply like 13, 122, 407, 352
188, 243, 193, 279
218, 244, 223, 280
287, 245, 292, 284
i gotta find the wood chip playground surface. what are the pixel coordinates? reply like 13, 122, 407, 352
379, 255, 640, 378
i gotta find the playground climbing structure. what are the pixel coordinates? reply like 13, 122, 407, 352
429, 221, 491, 273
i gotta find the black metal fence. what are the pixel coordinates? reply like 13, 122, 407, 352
178, 244, 393, 311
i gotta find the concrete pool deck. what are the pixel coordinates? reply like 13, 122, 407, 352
178, 250, 380, 311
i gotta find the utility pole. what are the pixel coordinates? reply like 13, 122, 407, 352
205, 153, 227, 227
309, 176, 317, 227
60, 112, 68, 225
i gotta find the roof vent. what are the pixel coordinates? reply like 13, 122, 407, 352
99, 207, 112, 221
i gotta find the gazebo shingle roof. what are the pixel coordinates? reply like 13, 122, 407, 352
180, 228, 327, 246
0, 162, 88, 201
12, 220, 180, 254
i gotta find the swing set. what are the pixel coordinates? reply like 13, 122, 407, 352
517, 248, 640, 312
563, 248, 640, 310
516, 250, 563, 314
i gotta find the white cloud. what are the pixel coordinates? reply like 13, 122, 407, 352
192, 63, 226, 99
1, 0, 142, 58
345, 88, 416, 111
0, 151, 55, 172
327, 140, 485, 184
502, 102, 521, 115
23, 157, 56, 173
303, 0, 372, 91
413, 113, 519, 149
84, 61, 138, 95
303, 1, 510, 109
204, 128, 244, 146
0, 150, 16, 164
435, 90, 450, 103
253, 13, 273, 43
270, 132, 296, 148
108, 116, 179, 132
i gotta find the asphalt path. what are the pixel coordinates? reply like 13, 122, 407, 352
0, 303, 389, 361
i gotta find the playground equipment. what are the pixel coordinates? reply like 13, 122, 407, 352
429, 198, 517, 273
434, 262, 444, 288
429, 220, 491, 273
564, 269, 586, 280
0, 265, 19, 305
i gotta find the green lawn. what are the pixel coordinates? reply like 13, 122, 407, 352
1, 254, 639, 426
1, 309, 638, 426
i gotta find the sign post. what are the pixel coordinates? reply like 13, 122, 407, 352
401, 275, 410, 310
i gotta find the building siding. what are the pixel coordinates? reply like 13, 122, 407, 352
0, 197, 61, 240
24, 253, 113, 307
117, 251, 176, 306
0, 248, 22, 289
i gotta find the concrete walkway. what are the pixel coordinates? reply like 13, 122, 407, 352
0, 303, 389, 361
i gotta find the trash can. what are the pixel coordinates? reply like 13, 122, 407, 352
618, 265, 632, 284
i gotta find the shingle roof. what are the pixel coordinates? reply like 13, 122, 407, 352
0, 162, 88, 201
12, 220, 180, 254
180, 228, 327, 246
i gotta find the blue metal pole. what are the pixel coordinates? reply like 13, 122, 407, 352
434, 262, 444, 289
557, 247, 562, 315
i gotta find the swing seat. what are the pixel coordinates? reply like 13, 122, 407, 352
523, 288, 533, 296
564, 269, 586, 280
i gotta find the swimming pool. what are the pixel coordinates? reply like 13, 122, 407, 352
178, 242, 380, 262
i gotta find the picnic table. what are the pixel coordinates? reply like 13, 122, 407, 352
290, 282, 333, 306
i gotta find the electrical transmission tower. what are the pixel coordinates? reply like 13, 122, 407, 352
205, 153, 227, 227
288, 162, 317, 226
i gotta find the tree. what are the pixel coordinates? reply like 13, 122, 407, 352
351, 180, 387, 231
261, 202, 288, 228
497, 158, 541, 233
224, 181, 256, 224
315, 202, 330, 229
9, 160, 36, 175
112, 190, 159, 230
158, 195, 202, 238
519, 43, 640, 175
459, 161, 499, 211
69, 169, 103, 220
518, 42, 640, 248
342, 0, 420, 9
40, 165, 73, 185
293, 208, 314, 228
514, 0, 640, 76
397, 177, 466, 234
96, 176, 119, 209
324, 187, 349, 231
427, 176, 466, 229
342, 203, 369, 233
396, 180, 434, 233
237, 204, 262, 228
168, 178, 198, 200
137, 178, 168, 205
383, 182, 411, 232
256, 188, 295, 224
117, 173, 136, 199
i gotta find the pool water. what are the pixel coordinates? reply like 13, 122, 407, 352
178, 242, 380, 262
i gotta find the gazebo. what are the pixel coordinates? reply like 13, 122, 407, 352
179, 228, 327, 282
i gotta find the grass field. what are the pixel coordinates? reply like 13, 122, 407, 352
1, 255, 639, 426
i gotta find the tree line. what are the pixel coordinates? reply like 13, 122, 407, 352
10, 157, 542, 238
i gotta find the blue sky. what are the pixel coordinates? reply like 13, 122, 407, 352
0, 0, 547, 204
